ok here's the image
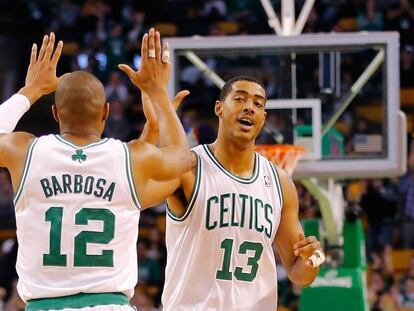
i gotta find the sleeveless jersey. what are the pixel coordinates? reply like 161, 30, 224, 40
162, 145, 283, 311
14, 134, 140, 302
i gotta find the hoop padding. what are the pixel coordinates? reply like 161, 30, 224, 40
255, 144, 307, 175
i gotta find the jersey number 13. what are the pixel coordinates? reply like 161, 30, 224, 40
216, 238, 264, 282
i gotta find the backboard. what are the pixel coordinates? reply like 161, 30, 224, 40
168, 32, 406, 179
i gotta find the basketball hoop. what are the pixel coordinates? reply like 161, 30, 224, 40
255, 144, 306, 175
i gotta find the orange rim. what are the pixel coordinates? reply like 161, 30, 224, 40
255, 144, 307, 175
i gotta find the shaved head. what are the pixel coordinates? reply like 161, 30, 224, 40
55, 71, 106, 125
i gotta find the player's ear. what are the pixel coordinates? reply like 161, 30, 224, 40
260, 111, 267, 129
214, 100, 223, 118
52, 105, 60, 123
103, 102, 110, 121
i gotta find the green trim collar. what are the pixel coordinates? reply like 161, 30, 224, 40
54, 135, 109, 149
203, 145, 259, 184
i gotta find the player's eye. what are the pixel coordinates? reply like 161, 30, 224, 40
255, 102, 263, 108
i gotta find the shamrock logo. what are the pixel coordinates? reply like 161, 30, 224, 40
72, 149, 87, 163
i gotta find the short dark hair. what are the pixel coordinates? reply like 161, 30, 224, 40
219, 76, 266, 101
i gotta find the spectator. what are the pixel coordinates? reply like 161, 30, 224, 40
3, 279, 25, 311
368, 270, 389, 310
79, 0, 111, 46
126, 10, 146, 49
147, 228, 165, 261
398, 143, 414, 248
360, 179, 397, 255
400, 255, 414, 289
0, 239, 18, 305
399, 277, 414, 308
357, 0, 384, 31
104, 99, 132, 140
401, 44, 414, 87
302, 7, 321, 33
0, 169, 14, 229
131, 291, 158, 311
378, 284, 402, 311
202, 0, 227, 22
104, 23, 128, 77
385, 0, 414, 45
105, 71, 128, 102
137, 240, 161, 286
0, 286, 5, 310
52, 0, 80, 42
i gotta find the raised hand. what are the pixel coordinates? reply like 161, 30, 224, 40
293, 232, 324, 268
118, 28, 170, 95
19, 32, 65, 104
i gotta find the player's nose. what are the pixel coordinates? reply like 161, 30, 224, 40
242, 99, 255, 113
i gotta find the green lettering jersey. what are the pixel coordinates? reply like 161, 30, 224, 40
14, 135, 140, 302
162, 145, 283, 310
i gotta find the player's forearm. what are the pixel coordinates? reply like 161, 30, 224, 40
149, 89, 188, 150
139, 122, 159, 145
156, 146, 192, 180
288, 257, 319, 287
0, 93, 31, 134
18, 86, 43, 105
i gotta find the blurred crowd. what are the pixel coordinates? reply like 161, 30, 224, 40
1, 0, 414, 310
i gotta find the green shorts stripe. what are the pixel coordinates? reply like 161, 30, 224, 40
26, 292, 130, 311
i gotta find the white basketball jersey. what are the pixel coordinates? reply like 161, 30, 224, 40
162, 145, 283, 311
14, 134, 140, 302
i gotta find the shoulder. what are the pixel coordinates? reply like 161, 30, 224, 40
0, 131, 36, 170
0, 131, 36, 153
126, 139, 152, 154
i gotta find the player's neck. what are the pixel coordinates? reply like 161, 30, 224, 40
210, 138, 256, 179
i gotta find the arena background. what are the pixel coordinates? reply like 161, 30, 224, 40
1, 0, 414, 310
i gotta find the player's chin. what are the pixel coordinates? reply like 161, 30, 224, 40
234, 131, 257, 142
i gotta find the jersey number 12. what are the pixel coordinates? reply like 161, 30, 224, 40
43, 207, 115, 267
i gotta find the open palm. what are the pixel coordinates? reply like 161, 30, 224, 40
25, 33, 66, 96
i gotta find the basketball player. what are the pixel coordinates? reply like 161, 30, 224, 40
0, 29, 191, 310
141, 76, 325, 310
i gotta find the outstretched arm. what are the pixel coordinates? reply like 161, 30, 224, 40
119, 28, 191, 182
138, 92, 159, 145
0, 33, 64, 138
136, 89, 192, 209
0, 33, 65, 175
274, 167, 324, 286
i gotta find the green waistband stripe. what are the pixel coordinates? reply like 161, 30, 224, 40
26, 292, 130, 311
